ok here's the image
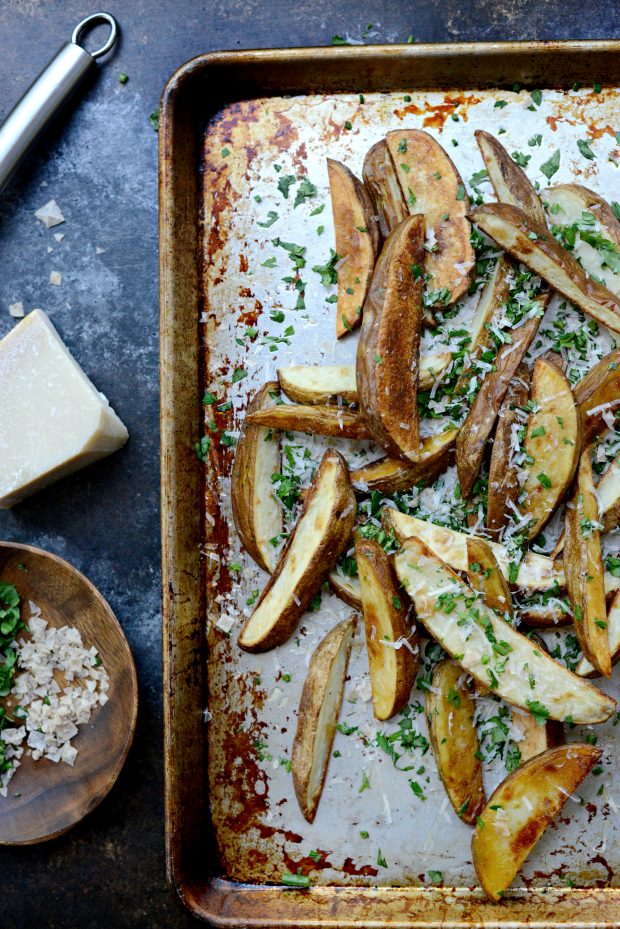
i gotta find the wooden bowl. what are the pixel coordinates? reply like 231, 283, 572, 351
0, 542, 137, 844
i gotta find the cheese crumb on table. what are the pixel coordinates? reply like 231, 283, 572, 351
34, 199, 65, 228
0, 309, 129, 507
49, 270, 62, 286
8, 302, 24, 318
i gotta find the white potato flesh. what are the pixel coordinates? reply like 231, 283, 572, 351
393, 538, 615, 723
578, 590, 620, 677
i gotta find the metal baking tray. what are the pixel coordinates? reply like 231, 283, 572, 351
160, 41, 620, 926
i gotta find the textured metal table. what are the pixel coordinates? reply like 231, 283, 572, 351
0, 2, 619, 927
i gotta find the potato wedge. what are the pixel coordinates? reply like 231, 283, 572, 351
466, 537, 513, 616
362, 139, 408, 240
519, 356, 580, 540
426, 659, 485, 825
598, 453, 620, 532
328, 159, 381, 338
238, 450, 356, 651
470, 202, 620, 334
564, 450, 611, 677
231, 382, 282, 573
385, 509, 563, 592
475, 130, 546, 225
350, 428, 457, 493
356, 538, 418, 720
328, 570, 362, 609
245, 403, 370, 440
292, 614, 357, 822
356, 214, 423, 459
486, 365, 530, 533
456, 311, 544, 499
518, 604, 572, 628
385, 130, 474, 304
277, 353, 452, 407
512, 633, 564, 764
545, 183, 620, 297
472, 744, 601, 901
574, 346, 620, 445
578, 589, 620, 677
393, 537, 615, 723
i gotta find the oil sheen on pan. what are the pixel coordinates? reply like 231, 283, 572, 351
199, 86, 620, 888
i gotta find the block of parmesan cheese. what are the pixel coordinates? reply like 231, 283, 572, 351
0, 310, 129, 507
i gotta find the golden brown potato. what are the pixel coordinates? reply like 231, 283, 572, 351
475, 130, 546, 225
356, 538, 418, 720
362, 139, 408, 240
456, 310, 544, 499
328, 158, 381, 338
564, 450, 611, 677
350, 428, 457, 493
292, 614, 357, 822
278, 353, 452, 407
245, 403, 370, 439
471, 202, 620, 334
356, 214, 423, 459
486, 365, 530, 533
578, 589, 620, 677
597, 453, 620, 532
231, 382, 283, 573
238, 449, 356, 652
472, 744, 601, 901
426, 659, 486, 825
545, 183, 620, 297
393, 537, 615, 723
518, 604, 572, 628
328, 570, 362, 609
512, 633, 564, 764
519, 356, 580, 540
466, 537, 513, 615
385, 508, 563, 593
385, 129, 474, 304
574, 347, 620, 445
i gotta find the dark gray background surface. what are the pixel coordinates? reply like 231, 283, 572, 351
0, 2, 618, 926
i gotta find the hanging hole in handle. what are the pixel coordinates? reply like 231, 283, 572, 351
71, 12, 118, 59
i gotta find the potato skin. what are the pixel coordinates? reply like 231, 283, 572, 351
292, 615, 356, 822
356, 538, 418, 720
356, 214, 424, 460
231, 381, 282, 573
238, 449, 356, 652
245, 403, 370, 439
362, 140, 408, 240
475, 130, 545, 225
486, 364, 530, 534
574, 346, 620, 444
350, 429, 457, 493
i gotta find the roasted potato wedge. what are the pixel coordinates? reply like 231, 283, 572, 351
512, 633, 564, 764
292, 614, 357, 822
471, 202, 620, 334
519, 356, 580, 540
545, 183, 620, 297
350, 428, 457, 493
475, 130, 546, 225
472, 744, 601, 901
356, 214, 423, 459
426, 659, 486, 825
385, 509, 563, 592
362, 139, 408, 240
564, 450, 611, 677
245, 403, 370, 440
393, 537, 615, 723
385, 130, 474, 304
486, 365, 530, 533
328, 570, 362, 609
231, 381, 283, 573
578, 589, 620, 677
518, 603, 572, 628
456, 310, 544, 499
328, 159, 381, 338
356, 538, 418, 720
574, 346, 620, 445
598, 453, 620, 532
238, 450, 356, 652
466, 537, 513, 616
278, 353, 452, 407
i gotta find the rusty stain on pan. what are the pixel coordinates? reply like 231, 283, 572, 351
161, 41, 620, 927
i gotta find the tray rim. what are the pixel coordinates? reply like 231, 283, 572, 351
160, 39, 620, 927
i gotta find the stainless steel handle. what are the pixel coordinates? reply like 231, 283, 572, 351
0, 12, 119, 193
